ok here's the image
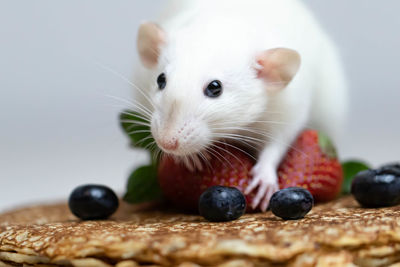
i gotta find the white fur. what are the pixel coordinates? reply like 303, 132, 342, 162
134, 0, 348, 211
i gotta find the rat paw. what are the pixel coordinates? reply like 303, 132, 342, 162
245, 166, 279, 211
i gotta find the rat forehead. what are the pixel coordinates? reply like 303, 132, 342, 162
160, 52, 252, 86
165, 16, 256, 57
167, 20, 254, 55
160, 35, 256, 82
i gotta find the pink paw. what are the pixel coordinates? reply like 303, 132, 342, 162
245, 166, 280, 211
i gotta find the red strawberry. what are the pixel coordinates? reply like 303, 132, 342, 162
158, 146, 257, 212
157, 130, 343, 212
278, 129, 343, 202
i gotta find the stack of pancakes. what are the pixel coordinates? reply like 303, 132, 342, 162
1, 197, 400, 266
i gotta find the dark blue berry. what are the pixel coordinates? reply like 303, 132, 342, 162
270, 187, 314, 220
378, 163, 400, 176
351, 166, 400, 208
198, 186, 246, 222
68, 184, 119, 220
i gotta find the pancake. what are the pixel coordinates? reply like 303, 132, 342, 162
1, 197, 400, 266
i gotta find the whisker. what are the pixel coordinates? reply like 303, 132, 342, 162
213, 133, 265, 144
135, 135, 154, 146
96, 62, 156, 109
209, 143, 245, 169
212, 140, 257, 161
214, 127, 282, 144
213, 136, 263, 154
120, 120, 151, 128
155, 147, 163, 162
114, 95, 152, 115
214, 131, 307, 158
144, 140, 157, 151
127, 129, 152, 135
205, 146, 231, 167
182, 156, 195, 172
126, 123, 148, 131
210, 120, 292, 127
191, 154, 203, 171
213, 132, 264, 145
120, 110, 151, 122
106, 95, 152, 118
121, 112, 150, 125
198, 149, 212, 170
212, 126, 270, 137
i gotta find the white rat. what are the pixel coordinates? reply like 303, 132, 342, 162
132, 0, 347, 211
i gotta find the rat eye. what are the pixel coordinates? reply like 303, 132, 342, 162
204, 80, 223, 98
157, 73, 166, 90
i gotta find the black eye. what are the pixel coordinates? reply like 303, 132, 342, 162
204, 80, 223, 98
157, 73, 166, 90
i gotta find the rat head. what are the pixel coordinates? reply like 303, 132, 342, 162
137, 22, 300, 157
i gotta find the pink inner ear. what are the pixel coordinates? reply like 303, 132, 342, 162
255, 48, 301, 91
256, 59, 265, 78
256, 58, 282, 83
137, 22, 166, 69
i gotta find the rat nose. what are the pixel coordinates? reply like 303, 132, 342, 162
159, 138, 179, 151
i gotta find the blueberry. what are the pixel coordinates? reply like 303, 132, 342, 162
198, 186, 246, 222
269, 187, 314, 220
378, 163, 400, 176
68, 184, 119, 220
351, 166, 400, 208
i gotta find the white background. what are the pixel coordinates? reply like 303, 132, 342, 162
0, 1, 399, 211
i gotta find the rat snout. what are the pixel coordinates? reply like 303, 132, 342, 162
155, 124, 187, 154
152, 118, 208, 156
158, 137, 179, 151
151, 105, 211, 156
152, 117, 181, 153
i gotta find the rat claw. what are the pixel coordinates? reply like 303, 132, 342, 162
251, 180, 268, 209
249, 165, 259, 176
245, 176, 260, 195
260, 192, 271, 212
260, 184, 279, 211
246, 164, 279, 211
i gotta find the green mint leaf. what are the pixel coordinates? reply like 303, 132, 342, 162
317, 132, 337, 159
120, 110, 154, 150
123, 165, 163, 204
341, 160, 371, 195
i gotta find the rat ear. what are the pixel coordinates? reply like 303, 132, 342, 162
137, 22, 166, 69
255, 48, 301, 92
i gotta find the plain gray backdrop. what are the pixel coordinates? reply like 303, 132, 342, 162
0, 1, 399, 211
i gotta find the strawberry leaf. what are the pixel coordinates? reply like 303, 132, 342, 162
317, 132, 337, 159
341, 160, 371, 195
120, 110, 154, 150
123, 164, 163, 204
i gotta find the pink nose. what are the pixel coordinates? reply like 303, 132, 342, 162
159, 139, 179, 151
